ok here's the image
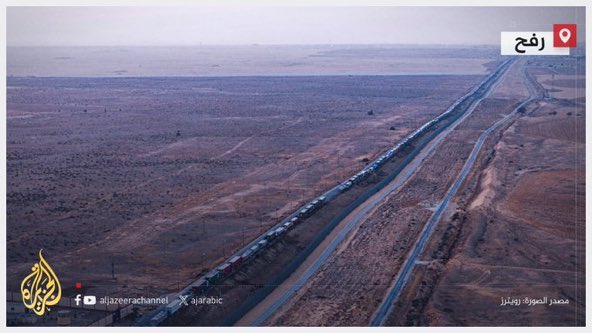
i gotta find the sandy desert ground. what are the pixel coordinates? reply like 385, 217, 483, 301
385, 57, 585, 326
6, 47, 490, 305
6, 46, 584, 327
254, 56, 585, 326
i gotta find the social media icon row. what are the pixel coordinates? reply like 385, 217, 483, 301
74, 294, 96, 306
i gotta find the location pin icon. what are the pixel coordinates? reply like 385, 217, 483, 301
559, 28, 571, 43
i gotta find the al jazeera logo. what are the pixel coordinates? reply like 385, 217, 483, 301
20, 249, 62, 316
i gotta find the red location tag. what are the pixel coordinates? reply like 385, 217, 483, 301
553, 24, 576, 47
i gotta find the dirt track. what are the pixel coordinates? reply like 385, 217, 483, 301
260, 60, 529, 326
387, 58, 585, 326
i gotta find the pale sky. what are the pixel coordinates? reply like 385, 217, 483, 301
7, 6, 586, 46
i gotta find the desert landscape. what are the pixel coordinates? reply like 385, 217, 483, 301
6, 46, 495, 317
6, 43, 585, 326
4, 4, 589, 330
385, 56, 585, 326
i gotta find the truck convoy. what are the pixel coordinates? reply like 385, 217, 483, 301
145, 58, 513, 326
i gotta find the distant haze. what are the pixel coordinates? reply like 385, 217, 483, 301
7, 6, 586, 46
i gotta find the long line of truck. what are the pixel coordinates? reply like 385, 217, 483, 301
140, 58, 513, 326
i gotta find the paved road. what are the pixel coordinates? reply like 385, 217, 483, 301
243, 59, 515, 326
140, 58, 513, 326
370, 62, 538, 326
